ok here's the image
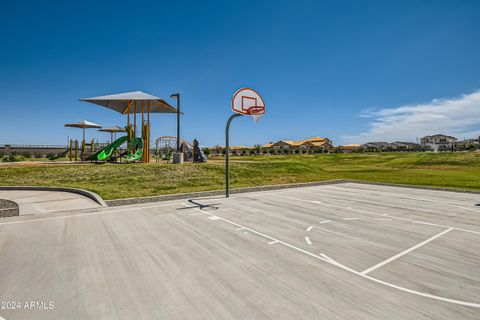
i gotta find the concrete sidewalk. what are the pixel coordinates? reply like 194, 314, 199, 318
0, 190, 102, 215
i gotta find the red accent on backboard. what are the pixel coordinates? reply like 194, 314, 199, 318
241, 96, 257, 111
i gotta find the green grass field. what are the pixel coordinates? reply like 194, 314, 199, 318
1, 152, 480, 200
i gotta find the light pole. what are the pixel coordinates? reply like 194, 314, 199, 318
170, 93, 180, 151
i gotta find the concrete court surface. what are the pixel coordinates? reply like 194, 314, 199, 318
0, 190, 101, 215
0, 183, 479, 319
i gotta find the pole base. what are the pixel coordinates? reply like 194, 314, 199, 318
173, 152, 184, 164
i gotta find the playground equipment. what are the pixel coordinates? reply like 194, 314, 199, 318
81, 91, 179, 163
155, 136, 207, 163
87, 135, 128, 161
155, 136, 193, 162
64, 120, 102, 161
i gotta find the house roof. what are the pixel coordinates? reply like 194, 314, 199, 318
392, 141, 419, 146
341, 144, 361, 148
364, 142, 390, 147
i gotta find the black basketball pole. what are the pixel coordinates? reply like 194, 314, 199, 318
225, 113, 243, 198
170, 93, 180, 151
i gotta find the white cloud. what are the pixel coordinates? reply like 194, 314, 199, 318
343, 90, 480, 143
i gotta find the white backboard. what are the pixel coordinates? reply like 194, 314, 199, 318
232, 88, 265, 115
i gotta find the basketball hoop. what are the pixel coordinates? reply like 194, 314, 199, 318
226, 87, 266, 198
247, 106, 265, 123
232, 88, 266, 122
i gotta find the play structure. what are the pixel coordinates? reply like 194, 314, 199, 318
64, 120, 102, 161
155, 136, 207, 163
75, 91, 178, 163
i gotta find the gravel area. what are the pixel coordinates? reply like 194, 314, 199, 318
0, 199, 19, 217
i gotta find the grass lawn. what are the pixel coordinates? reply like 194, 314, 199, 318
1, 152, 480, 200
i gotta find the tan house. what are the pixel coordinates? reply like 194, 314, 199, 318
268, 137, 333, 151
340, 144, 362, 153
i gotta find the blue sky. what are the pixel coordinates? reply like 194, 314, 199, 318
1, 0, 479, 146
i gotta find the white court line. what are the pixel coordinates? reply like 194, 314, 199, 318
329, 184, 480, 214
305, 236, 312, 245
279, 195, 480, 236
306, 225, 314, 232
374, 218, 392, 221
208, 216, 221, 221
236, 227, 245, 231
319, 220, 330, 224
268, 240, 278, 245
181, 203, 480, 308
361, 228, 453, 275
0, 202, 180, 226
342, 217, 358, 221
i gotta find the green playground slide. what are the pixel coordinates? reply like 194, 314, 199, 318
123, 137, 144, 162
87, 136, 128, 161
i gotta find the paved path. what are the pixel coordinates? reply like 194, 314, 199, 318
0, 190, 101, 215
0, 183, 479, 319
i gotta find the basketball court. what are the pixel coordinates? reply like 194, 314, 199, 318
1, 182, 479, 319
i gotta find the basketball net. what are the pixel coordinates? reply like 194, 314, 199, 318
247, 106, 265, 123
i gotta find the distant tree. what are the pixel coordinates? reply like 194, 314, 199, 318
203, 148, 211, 156
253, 144, 262, 155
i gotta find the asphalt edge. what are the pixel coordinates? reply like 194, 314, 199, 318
0, 186, 107, 207
105, 179, 480, 207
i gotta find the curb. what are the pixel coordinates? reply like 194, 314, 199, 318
0, 186, 107, 207
105, 180, 349, 206
105, 179, 480, 207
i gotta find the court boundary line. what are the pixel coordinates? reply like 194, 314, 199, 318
0, 202, 180, 226
361, 228, 453, 275
273, 194, 480, 236
181, 203, 480, 308
329, 184, 480, 214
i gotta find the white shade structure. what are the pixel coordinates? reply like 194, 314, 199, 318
80, 91, 177, 114
64, 120, 102, 142
98, 125, 127, 143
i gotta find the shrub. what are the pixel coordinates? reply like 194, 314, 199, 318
203, 148, 211, 156
46, 153, 59, 161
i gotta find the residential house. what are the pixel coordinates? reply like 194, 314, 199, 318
420, 134, 457, 151
268, 137, 334, 152
390, 141, 421, 151
362, 142, 391, 151
340, 144, 362, 153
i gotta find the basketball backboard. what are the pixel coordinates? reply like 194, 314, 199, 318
231, 88, 265, 116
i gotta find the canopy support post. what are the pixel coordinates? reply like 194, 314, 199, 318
134, 101, 137, 138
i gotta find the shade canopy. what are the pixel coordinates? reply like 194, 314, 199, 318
80, 91, 178, 114
64, 120, 102, 129
98, 125, 126, 133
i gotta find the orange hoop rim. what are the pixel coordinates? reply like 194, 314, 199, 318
246, 106, 265, 115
